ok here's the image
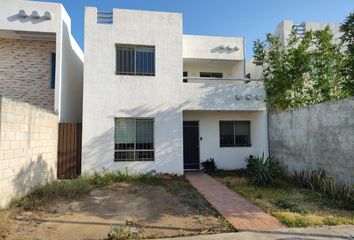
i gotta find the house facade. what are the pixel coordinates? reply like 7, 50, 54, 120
82, 8, 268, 174
0, 0, 83, 123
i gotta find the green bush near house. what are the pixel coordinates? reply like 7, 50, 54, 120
292, 169, 353, 204
200, 158, 217, 174
253, 11, 354, 111
245, 154, 286, 186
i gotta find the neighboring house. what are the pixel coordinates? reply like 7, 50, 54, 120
82, 8, 268, 174
0, 0, 83, 123
247, 20, 341, 79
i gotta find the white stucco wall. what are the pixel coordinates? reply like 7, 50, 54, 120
183, 35, 244, 60
183, 59, 244, 79
59, 7, 84, 123
269, 97, 354, 186
0, 0, 83, 123
82, 8, 266, 174
183, 111, 268, 170
246, 58, 263, 80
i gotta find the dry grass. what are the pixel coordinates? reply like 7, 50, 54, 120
0, 211, 11, 239
104, 176, 236, 239
214, 170, 354, 227
6, 172, 236, 239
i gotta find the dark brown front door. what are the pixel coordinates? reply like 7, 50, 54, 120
183, 121, 200, 170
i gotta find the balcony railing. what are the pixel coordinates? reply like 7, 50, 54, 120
183, 77, 261, 83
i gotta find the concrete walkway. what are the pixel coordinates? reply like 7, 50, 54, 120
185, 172, 285, 231
156, 225, 354, 240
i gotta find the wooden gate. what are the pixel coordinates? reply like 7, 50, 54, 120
57, 123, 82, 179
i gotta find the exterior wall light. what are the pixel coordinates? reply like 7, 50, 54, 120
31, 11, 40, 19
18, 10, 27, 18
245, 94, 252, 100
44, 11, 52, 20
235, 94, 242, 100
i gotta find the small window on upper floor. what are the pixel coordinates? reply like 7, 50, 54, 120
116, 45, 155, 76
200, 72, 223, 78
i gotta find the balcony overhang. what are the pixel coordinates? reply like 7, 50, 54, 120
0, 29, 56, 41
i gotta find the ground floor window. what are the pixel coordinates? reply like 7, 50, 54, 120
219, 121, 251, 147
114, 118, 154, 161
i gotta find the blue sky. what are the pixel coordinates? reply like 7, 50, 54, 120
39, 0, 352, 59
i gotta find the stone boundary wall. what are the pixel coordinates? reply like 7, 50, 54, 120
268, 97, 354, 187
0, 96, 58, 208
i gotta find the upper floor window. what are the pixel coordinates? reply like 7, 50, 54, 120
220, 121, 251, 147
116, 45, 155, 76
200, 72, 223, 78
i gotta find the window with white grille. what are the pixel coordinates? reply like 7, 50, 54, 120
114, 118, 154, 161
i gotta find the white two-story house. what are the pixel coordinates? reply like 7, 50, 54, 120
82, 8, 268, 174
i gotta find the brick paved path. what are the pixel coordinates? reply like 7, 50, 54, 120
186, 172, 285, 231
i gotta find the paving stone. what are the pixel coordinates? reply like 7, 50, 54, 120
186, 172, 285, 231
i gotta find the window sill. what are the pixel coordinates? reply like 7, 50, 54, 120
220, 145, 252, 148
114, 160, 155, 162
115, 73, 155, 77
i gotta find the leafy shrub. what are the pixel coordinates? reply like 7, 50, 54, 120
245, 154, 286, 186
253, 23, 351, 111
272, 199, 303, 213
201, 158, 217, 174
292, 169, 354, 204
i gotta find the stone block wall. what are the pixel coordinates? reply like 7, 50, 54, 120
268, 97, 354, 187
0, 96, 58, 208
0, 38, 56, 111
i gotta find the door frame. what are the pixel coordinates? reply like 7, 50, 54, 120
183, 120, 200, 170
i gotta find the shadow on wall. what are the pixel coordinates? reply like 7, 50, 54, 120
210, 45, 239, 54
83, 101, 192, 174
7, 13, 49, 24
194, 81, 265, 110
60, 21, 84, 122
12, 154, 55, 198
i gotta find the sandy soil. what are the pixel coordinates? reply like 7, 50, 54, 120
4, 182, 227, 240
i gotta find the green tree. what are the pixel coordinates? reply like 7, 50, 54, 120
253, 22, 350, 111
340, 12, 354, 95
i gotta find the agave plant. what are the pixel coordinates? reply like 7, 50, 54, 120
245, 153, 286, 186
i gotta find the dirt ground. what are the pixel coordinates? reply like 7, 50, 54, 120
3, 182, 230, 240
